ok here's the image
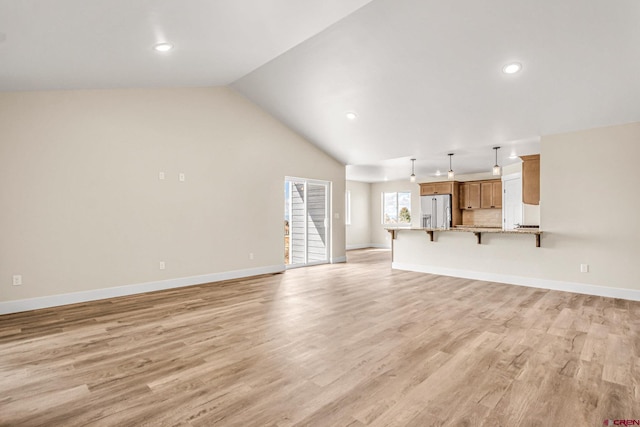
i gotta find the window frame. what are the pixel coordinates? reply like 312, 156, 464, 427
381, 191, 412, 226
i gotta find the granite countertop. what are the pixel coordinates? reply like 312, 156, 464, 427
386, 227, 542, 234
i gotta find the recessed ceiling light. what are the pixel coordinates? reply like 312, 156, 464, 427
154, 43, 174, 52
346, 112, 358, 120
502, 62, 522, 74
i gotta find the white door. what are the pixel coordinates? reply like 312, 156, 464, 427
503, 173, 523, 230
285, 177, 330, 267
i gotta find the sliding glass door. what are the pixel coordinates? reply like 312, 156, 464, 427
284, 177, 330, 267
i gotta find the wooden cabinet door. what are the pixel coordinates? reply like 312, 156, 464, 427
420, 183, 435, 196
467, 182, 481, 209
434, 182, 452, 194
459, 183, 467, 209
421, 182, 452, 195
521, 154, 540, 205
481, 182, 493, 208
480, 180, 503, 208
492, 180, 502, 208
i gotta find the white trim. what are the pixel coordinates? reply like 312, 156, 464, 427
346, 243, 373, 250
346, 243, 390, 250
285, 260, 328, 270
391, 262, 640, 302
331, 256, 347, 264
0, 264, 285, 315
370, 243, 391, 249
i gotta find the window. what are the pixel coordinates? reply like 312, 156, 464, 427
345, 191, 351, 225
382, 192, 411, 225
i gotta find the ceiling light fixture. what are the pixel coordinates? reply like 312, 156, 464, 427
345, 111, 358, 120
492, 146, 502, 176
154, 42, 174, 52
409, 158, 416, 183
502, 62, 522, 74
447, 153, 455, 180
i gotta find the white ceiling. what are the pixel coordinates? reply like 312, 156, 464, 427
0, 0, 372, 89
2, 0, 640, 182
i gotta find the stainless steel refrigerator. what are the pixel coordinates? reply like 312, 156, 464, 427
420, 194, 452, 229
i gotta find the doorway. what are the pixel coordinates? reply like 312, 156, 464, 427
284, 177, 331, 268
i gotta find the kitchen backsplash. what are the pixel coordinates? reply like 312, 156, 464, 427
462, 209, 502, 227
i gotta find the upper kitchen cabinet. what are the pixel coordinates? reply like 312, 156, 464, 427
460, 179, 501, 210
521, 154, 540, 205
481, 180, 502, 209
460, 182, 481, 209
420, 181, 455, 196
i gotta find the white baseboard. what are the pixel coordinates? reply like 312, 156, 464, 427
331, 256, 347, 263
392, 262, 640, 302
346, 244, 371, 250
0, 264, 285, 315
346, 243, 391, 250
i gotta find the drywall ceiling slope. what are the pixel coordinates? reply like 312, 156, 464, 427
0, 0, 373, 91
233, 0, 640, 182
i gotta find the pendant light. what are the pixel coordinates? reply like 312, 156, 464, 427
447, 153, 455, 180
409, 158, 416, 182
492, 146, 501, 176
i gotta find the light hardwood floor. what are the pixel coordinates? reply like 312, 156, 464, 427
1, 249, 639, 426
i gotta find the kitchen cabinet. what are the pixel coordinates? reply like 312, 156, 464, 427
481, 180, 502, 209
420, 181, 454, 196
460, 182, 481, 209
521, 154, 540, 205
460, 180, 501, 210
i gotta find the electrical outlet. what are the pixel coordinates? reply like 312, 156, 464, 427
12, 275, 22, 286
179, 173, 185, 182
159, 171, 165, 180
580, 264, 589, 273
159, 261, 166, 270
249, 253, 254, 260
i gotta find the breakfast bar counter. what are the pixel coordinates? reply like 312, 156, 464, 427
386, 226, 542, 248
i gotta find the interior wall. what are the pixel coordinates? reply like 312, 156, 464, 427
370, 180, 421, 247
345, 180, 371, 249
0, 87, 345, 303
393, 122, 640, 296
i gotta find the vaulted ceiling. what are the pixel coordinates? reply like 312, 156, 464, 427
2, 0, 639, 182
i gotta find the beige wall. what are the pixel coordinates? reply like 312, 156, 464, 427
0, 87, 345, 303
393, 122, 640, 295
345, 180, 372, 248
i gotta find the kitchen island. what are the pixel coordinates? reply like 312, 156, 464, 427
386, 226, 542, 247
